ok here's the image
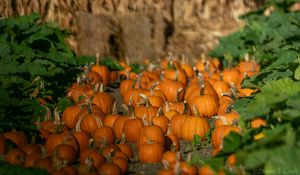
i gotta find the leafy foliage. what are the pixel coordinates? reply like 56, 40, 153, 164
0, 161, 49, 175
193, 1, 300, 174
0, 13, 83, 134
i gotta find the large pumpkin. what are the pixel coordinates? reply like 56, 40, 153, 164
181, 114, 210, 141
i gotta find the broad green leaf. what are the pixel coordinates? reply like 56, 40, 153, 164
261, 78, 300, 96
219, 132, 241, 155
244, 149, 270, 169
265, 147, 300, 175
294, 65, 300, 80
0, 43, 10, 57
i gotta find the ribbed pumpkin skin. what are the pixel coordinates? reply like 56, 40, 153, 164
92, 92, 115, 115
62, 105, 81, 129
134, 105, 159, 123
181, 116, 210, 141
93, 126, 115, 146
122, 117, 144, 143
211, 125, 240, 149
170, 114, 189, 139
112, 116, 129, 140
159, 79, 184, 103
188, 95, 219, 118
79, 114, 102, 134
138, 125, 165, 148
139, 141, 163, 163
91, 65, 111, 86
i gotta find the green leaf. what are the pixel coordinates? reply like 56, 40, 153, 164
261, 78, 300, 96
244, 149, 270, 169
265, 147, 300, 175
294, 65, 300, 80
130, 63, 141, 74
218, 132, 241, 155
0, 43, 10, 57
100, 57, 124, 71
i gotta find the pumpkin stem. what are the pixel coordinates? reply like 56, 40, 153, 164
244, 53, 250, 62
112, 100, 118, 115
164, 101, 171, 112
160, 71, 165, 80
219, 72, 223, 81
96, 53, 100, 66
183, 101, 188, 115
212, 116, 229, 126
75, 117, 82, 132
98, 83, 105, 93
162, 160, 170, 170
176, 88, 183, 103
192, 105, 200, 117
149, 81, 159, 91
41, 104, 51, 121
157, 107, 163, 117
120, 133, 126, 144
166, 123, 172, 135
85, 157, 96, 173
170, 144, 177, 152
142, 114, 149, 126
138, 93, 151, 107
204, 60, 210, 73
121, 104, 130, 115
197, 73, 205, 96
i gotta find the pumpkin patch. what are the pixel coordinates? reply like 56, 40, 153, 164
1, 2, 300, 174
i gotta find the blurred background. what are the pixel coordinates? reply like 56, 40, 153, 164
0, 0, 263, 62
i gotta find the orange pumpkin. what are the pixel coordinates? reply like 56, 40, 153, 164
62, 104, 81, 129
122, 113, 144, 143
134, 94, 159, 122
93, 126, 115, 146
139, 140, 164, 163
4, 130, 27, 148
251, 117, 267, 128
90, 84, 115, 115
97, 162, 122, 175
5, 148, 26, 165
138, 122, 165, 148
24, 152, 42, 168
52, 144, 77, 164
152, 108, 170, 133
91, 62, 111, 86
181, 112, 210, 141
159, 79, 185, 103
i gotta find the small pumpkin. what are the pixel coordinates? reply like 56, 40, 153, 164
4, 130, 27, 148
181, 107, 210, 141
52, 144, 77, 164
97, 162, 122, 175
5, 148, 26, 165
137, 120, 165, 148
139, 140, 164, 163
93, 126, 115, 147
62, 104, 81, 129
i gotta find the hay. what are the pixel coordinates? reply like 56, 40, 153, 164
0, 0, 261, 61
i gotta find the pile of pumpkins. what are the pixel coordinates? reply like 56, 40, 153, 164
0, 55, 266, 175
